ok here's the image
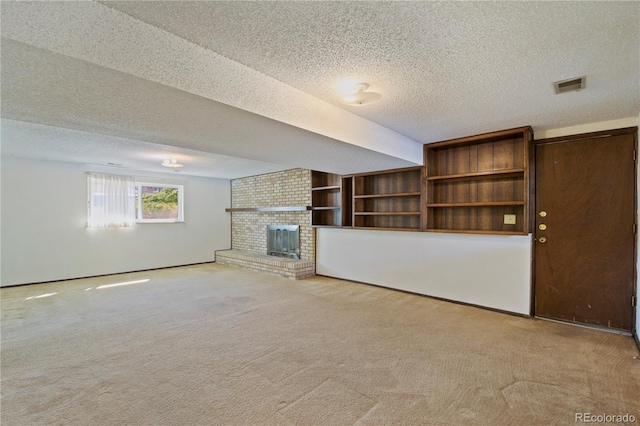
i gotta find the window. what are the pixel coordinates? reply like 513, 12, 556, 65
135, 183, 184, 223
87, 173, 184, 227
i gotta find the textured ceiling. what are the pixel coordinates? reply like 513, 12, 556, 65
1, 1, 639, 179
1, 119, 288, 180
1, 39, 415, 177
101, 0, 640, 142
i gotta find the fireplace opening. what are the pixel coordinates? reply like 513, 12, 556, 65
267, 225, 300, 259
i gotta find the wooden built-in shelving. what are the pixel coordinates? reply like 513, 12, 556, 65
424, 126, 532, 235
354, 192, 421, 199
309, 127, 531, 235
427, 201, 525, 207
426, 168, 525, 181
355, 212, 421, 216
311, 171, 352, 227
352, 166, 424, 231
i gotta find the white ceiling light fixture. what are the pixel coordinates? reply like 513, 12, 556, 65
341, 83, 382, 106
161, 158, 183, 168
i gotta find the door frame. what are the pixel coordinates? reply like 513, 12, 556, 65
529, 127, 638, 333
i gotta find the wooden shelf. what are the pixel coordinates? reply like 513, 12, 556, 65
353, 226, 421, 232
426, 228, 528, 235
426, 168, 525, 182
311, 185, 340, 191
426, 126, 533, 147
427, 201, 525, 208
424, 127, 532, 235
355, 212, 421, 216
354, 192, 421, 199
354, 166, 425, 177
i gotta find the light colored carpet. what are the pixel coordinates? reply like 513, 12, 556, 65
1, 263, 639, 425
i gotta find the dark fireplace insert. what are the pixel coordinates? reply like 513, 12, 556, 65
267, 225, 300, 259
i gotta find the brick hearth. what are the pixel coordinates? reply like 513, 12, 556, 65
215, 249, 315, 280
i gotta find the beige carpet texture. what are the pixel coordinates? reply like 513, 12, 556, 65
2, 263, 639, 425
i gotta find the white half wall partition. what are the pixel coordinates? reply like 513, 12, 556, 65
316, 228, 532, 315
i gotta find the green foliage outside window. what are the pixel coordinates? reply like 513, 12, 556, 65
139, 187, 179, 219
142, 187, 178, 211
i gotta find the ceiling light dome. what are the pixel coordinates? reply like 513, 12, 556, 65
341, 83, 382, 106
161, 158, 183, 168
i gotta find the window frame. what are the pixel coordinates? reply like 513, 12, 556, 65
135, 182, 185, 224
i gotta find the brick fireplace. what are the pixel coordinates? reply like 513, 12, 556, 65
216, 168, 315, 279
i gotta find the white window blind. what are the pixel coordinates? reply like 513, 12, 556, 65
87, 173, 135, 227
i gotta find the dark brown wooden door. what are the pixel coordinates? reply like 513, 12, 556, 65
534, 130, 636, 331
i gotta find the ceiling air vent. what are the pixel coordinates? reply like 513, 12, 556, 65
553, 76, 585, 94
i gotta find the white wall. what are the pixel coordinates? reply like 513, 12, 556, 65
316, 228, 532, 314
1, 157, 231, 286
